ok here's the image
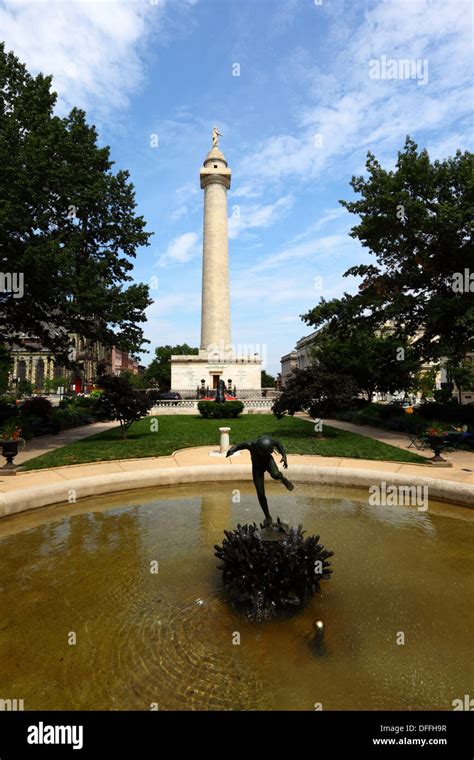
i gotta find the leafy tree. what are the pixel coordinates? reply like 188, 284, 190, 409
0, 344, 12, 393
261, 370, 276, 387
97, 374, 151, 439
310, 327, 420, 402
446, 359, 474, 404
411, 365, 438, 400
0, 44, 152, 362
272, 365, 357, 419
18, 379, 33, 397
303, 138, 474, 365
144, 344, 198, 389
118, 369, 147, 389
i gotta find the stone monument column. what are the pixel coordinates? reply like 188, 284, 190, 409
199, 131, 232, 357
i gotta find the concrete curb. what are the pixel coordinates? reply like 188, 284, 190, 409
0, 464, 472, 517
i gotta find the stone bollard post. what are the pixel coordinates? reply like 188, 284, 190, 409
219, 427, 231, 454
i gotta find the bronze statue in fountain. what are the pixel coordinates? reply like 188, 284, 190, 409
215, 433, 334, 620
226, 434, 294, 536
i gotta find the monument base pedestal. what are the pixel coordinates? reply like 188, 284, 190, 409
171, 352, 262, 393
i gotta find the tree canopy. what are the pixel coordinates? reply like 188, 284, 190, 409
303, 137, 474, 365
0, 44, 152, 363
272, 364, 357, 419
97, 374, 151, 439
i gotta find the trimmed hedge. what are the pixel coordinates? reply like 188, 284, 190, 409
333, 401, 474, 433
21, 397, 53, 417
197, 400, 244, 419
416, 402, 474, 426
0, 395, 107, 439
50, 408, 94, 432
0, 397, 18, 424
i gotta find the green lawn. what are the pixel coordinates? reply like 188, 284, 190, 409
21, 414, 426, 470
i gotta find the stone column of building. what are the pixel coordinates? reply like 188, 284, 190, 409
199, 145, 232, 357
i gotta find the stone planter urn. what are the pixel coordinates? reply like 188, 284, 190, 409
0, 421, 25, 470
426, 434, 450, 463
0, 438, 25, 469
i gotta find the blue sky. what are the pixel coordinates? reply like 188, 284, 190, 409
1, 0, 472, 374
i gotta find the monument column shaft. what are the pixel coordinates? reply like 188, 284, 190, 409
200, 180, 231, 352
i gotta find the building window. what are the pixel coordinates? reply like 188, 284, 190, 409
35, 359, 45, 389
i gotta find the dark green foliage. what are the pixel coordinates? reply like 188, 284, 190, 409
0, 397, 18, 424
0, 44, 152, 360
215, 523, 333, 621
303, 138, 474, 365
334, 401, 474, 432
18, 380, 33, 397
97, 374, 151, 438
0, 346, 12, 393
261, 370, 276, 387
272, 365, 357, 419
310, 328, 421, 402
11, 394, 103, 439
417, 402, 474, 426
49, 407, 94, 433
20, 397, 52, 417
197, 399, 244, 418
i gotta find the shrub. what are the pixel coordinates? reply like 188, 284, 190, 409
21, 397, 53, 417
50, 408, 93, 432
198, 400, 244, 419
59, 396, 75, 409
0, 397, 18, 424
18, 379, 33, 397
348, 397, 370, 410
417, 402, 474, 426
378, 403, 406, 420
97, 374, 151, 438
18, 414, 50, 439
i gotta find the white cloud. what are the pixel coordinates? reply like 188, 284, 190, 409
286, 207, 346, 246
231, 184, 263, 199
236, 0, 473, 188
170, 204, 189, 222
0, 0, 162, 118
156, 231, 200, 267
249, 233, 353, 274
228, 195, 293, 239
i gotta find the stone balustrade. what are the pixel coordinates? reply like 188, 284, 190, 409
149, 398, 274, 415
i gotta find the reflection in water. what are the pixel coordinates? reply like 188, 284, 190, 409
0, 482, 472, 711
200, 492, 232, 545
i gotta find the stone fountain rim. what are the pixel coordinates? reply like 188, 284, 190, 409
0, 463, 472, 519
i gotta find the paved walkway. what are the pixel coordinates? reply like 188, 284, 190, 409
298, 415, 474, 473
15, 421, 119, 465
2, 444, 474, 498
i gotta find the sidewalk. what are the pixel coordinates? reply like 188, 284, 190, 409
14, 421, 119, 465
2, 445, 474, 493
299, 416, 474, 473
